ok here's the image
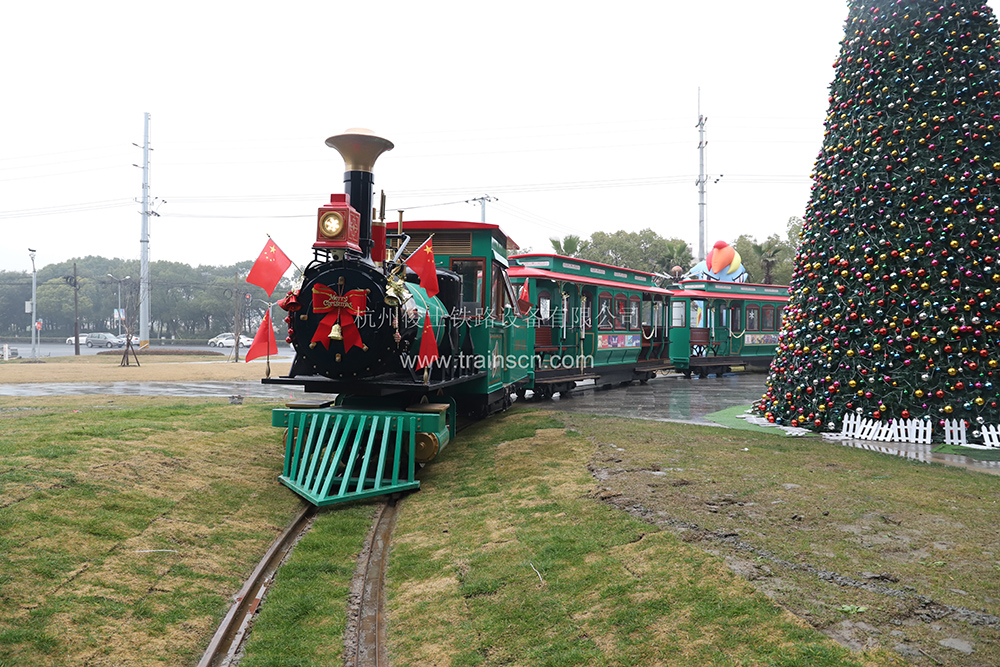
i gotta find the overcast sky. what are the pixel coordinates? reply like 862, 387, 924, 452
2, 0, 958, 277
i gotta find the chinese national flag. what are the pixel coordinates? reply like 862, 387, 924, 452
245, 309, 279, 362
517, 279, 531, 312
247, 239, 292, 296
405, 238, 439, 297
417, 312, 439, 370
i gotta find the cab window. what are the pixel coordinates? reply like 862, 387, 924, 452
450, 258, 484, 317
491, 261, 506, 321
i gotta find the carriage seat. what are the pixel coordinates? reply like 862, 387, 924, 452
689, 327, 720, 357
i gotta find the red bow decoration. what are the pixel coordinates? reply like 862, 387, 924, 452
310, 284, 367, 350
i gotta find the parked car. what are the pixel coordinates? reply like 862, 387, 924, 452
115, 334, 139, 347
66, 334, 89, 345
208, 332, 252, 348
86, 332, 121, 348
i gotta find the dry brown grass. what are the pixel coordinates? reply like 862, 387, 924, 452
0, 353, 283, 384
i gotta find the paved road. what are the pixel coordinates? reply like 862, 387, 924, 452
533, 372, 767, 424
6, 341, 294, 360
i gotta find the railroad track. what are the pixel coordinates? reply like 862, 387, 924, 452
196, 504, 316, 667
199, 418, 474, 666
346, 499, 399, 667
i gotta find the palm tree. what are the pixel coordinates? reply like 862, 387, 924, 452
549, 235, 581, 257
751, 237, 786, 284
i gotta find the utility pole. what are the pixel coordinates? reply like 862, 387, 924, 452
695, 92, 708, 263
28, 249, 37, 360
469, 195, 494, 224
139, 112, 151, 349
73, 263, 79, 356
232, 272, 242, 363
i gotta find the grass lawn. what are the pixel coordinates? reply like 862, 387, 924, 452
4, 357, 998, 666
0, 395, 310, 666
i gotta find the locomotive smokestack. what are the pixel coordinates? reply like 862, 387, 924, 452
325, 128, 394, 259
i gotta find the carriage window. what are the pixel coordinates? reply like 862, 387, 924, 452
598, 292, 613, 330
746, 306, 760, 331
450, 258, 485, 317
762, 306, 775, 330
538, 291, 552, 326
641, 300, 652, 326
691, 300, 707, 327
776, 307, 784, 327
671, 301, 686, 328
629, 296, 641, 330
614, 295, 627, 329
730, 306, 742, 333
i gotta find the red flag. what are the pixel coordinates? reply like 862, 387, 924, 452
405, 238, 439, 297
417, 312, 439, 370
246, 309, 278, 362
247, 239, 292, 296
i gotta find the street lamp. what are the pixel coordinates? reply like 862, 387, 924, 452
28, 249, 37, 360
107, 274, 131, 336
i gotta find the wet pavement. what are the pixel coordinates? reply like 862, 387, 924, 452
0, 380, 306, 400
531, 372, 1000, 476
532, 372, 766, 424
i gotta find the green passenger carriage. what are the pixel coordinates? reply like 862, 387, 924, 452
667, 280, 788, 378
508, 254, 674, 397
508, 254, 789, 389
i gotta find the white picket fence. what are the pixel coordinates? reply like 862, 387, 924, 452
751, 411, 1000, 449
830, 413, 934, 444
825, 413, 1000, 448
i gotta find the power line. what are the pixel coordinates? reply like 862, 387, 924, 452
0, 199, 134, 220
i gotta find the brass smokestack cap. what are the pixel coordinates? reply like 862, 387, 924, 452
325, 128, 394, 172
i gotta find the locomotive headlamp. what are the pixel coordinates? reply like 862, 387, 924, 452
319, 211, 344, 238
314, 194, 361, 251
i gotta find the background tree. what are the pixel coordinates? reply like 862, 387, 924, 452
733, 233, 795, 285
576, 229, 693, 281
549, 234, 581, 256
0, 271, 31, 336
756, 0, 1000, 436
0, 255, 293, 340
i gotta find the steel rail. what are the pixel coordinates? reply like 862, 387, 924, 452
349, 418, 475, 665
351, 499, 399, 667
196, 503, 315, 667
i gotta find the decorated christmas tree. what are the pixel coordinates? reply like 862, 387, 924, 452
756, 0, 1000, 440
